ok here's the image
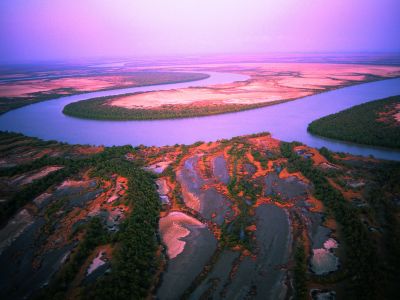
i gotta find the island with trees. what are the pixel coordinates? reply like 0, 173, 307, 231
308, 96, 400, 149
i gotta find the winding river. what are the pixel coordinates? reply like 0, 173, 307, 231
0, 72, 399, 160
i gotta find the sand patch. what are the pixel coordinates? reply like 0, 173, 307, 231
0, 209, 34, 255
86, 245, 112, 276
311, 238, 340, 275
144, 161, 171, 174
394, 103, 400, 124
159, 211, 205, 259
12, 166, 63, 186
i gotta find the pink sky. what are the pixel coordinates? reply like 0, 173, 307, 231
0, 0, 399, 62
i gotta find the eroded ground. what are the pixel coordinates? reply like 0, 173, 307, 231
0, 131, 399, 299
133, 133, 400, 300
0, 132, 131, 299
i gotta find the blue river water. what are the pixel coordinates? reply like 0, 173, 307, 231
0, 72, 399, 160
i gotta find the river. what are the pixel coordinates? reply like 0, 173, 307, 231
0, 72, 399, 160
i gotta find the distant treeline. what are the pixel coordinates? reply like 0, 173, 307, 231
308, 96, 400, 149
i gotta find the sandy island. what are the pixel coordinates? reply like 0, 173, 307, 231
108, 63, 400, 109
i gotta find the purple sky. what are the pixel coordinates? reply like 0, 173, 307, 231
1, 0, 399, 63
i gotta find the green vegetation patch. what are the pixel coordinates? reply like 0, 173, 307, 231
63, 97, 290, 120
308, 96, 400, 149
